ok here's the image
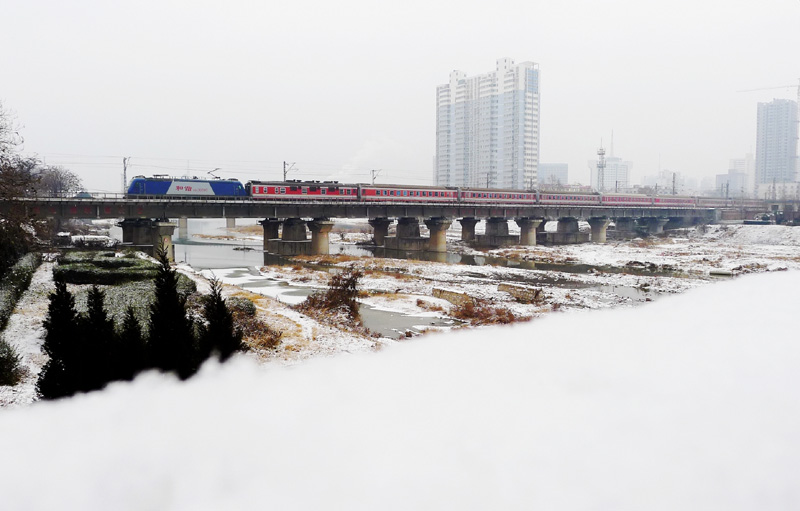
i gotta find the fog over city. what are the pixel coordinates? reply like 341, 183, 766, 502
2, 0, 799, 192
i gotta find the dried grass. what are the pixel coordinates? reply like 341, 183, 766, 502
451, 299, 529, 326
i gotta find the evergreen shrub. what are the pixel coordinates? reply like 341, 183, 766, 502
0, 339, 23, 385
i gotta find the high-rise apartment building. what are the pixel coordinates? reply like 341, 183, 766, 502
435, 58, 539, 190
755, 99, 797, 185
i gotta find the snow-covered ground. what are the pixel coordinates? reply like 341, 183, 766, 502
0, 262, 54, 407
0, 269, 798, 509
247, 225, 800, 333
2, 225, 798, 408
484, 224, 800, 274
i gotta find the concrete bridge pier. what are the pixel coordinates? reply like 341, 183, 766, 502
424, 217, 452, 253
549, 217, 587, 245
177, 217, 188, 240
259, 218, 282, 251
485, 217, 509, 237
259, 218, 282, 240
477, 217, 518, 247
515, 217, 543, 246
396, 217, 421, 238
119, 218, 177, 261
281, 218, 308, 241
642, 217, 669, 235
459, 217, 479, 242
588, 217, 612, 243
368, 217, 392, 246
385, 217, 426, 251
308, 218, 334, 255
614, 217, 638, 237
153, 221, 177, 262
557, 217, 579, 233
664, 217, 686, 230
226, 217, 236, 229
264, 217, 312, 256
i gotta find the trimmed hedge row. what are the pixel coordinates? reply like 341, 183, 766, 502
55, 252, 159, 285
54, 263, 158, 285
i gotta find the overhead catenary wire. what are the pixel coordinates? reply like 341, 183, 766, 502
36, 152, 432, 182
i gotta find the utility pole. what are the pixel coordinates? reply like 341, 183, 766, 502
122, 157, 130, 193
283, 161, 296, 181
371, 169, 382, 185
672, 173, 676, 195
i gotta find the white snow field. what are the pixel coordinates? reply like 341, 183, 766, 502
0, 270, 798, 510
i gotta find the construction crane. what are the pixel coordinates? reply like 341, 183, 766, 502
738, 78, 800, 101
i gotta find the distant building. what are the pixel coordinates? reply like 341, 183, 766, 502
588, 146, 631, 192
755, 181, 800, 201
755, 99, 797, 185
642, 169, 687, 195
538, 163, 568, 189
715, 170, 749, 197
435, 58, 540, 190
729, 153, 755, 195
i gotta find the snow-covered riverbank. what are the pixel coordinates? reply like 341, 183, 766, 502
2, 225, 798, 408
1, 267, 798, 509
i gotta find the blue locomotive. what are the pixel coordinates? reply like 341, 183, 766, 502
126, 175, 247, 198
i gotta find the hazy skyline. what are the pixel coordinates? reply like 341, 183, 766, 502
2, 0, 799, 193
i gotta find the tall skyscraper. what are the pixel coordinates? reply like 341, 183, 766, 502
435, 58, 539, 190
755, 99, 798, 185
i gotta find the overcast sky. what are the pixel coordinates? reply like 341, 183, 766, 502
2, 0, 799, 193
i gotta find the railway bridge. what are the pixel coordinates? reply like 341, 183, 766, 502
3, 196, 721, 260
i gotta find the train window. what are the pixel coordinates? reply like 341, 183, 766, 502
434, 192, 439, 197
321, 188, 327, 195
310, 186, 319, 192
328, 186, 336, 192
302, 187, 308, 194
290, 186, 298, 192
280, 187, 286, 194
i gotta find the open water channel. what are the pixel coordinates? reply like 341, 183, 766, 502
109, 218, 657, 338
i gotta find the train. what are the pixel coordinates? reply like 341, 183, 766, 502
126, 175, 765, 209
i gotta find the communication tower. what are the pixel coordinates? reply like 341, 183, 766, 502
597, 146, 606, 192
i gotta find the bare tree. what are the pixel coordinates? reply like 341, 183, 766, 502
35, 165, 83, 197
0, 102, 40, 272
0, 101, 23, 158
